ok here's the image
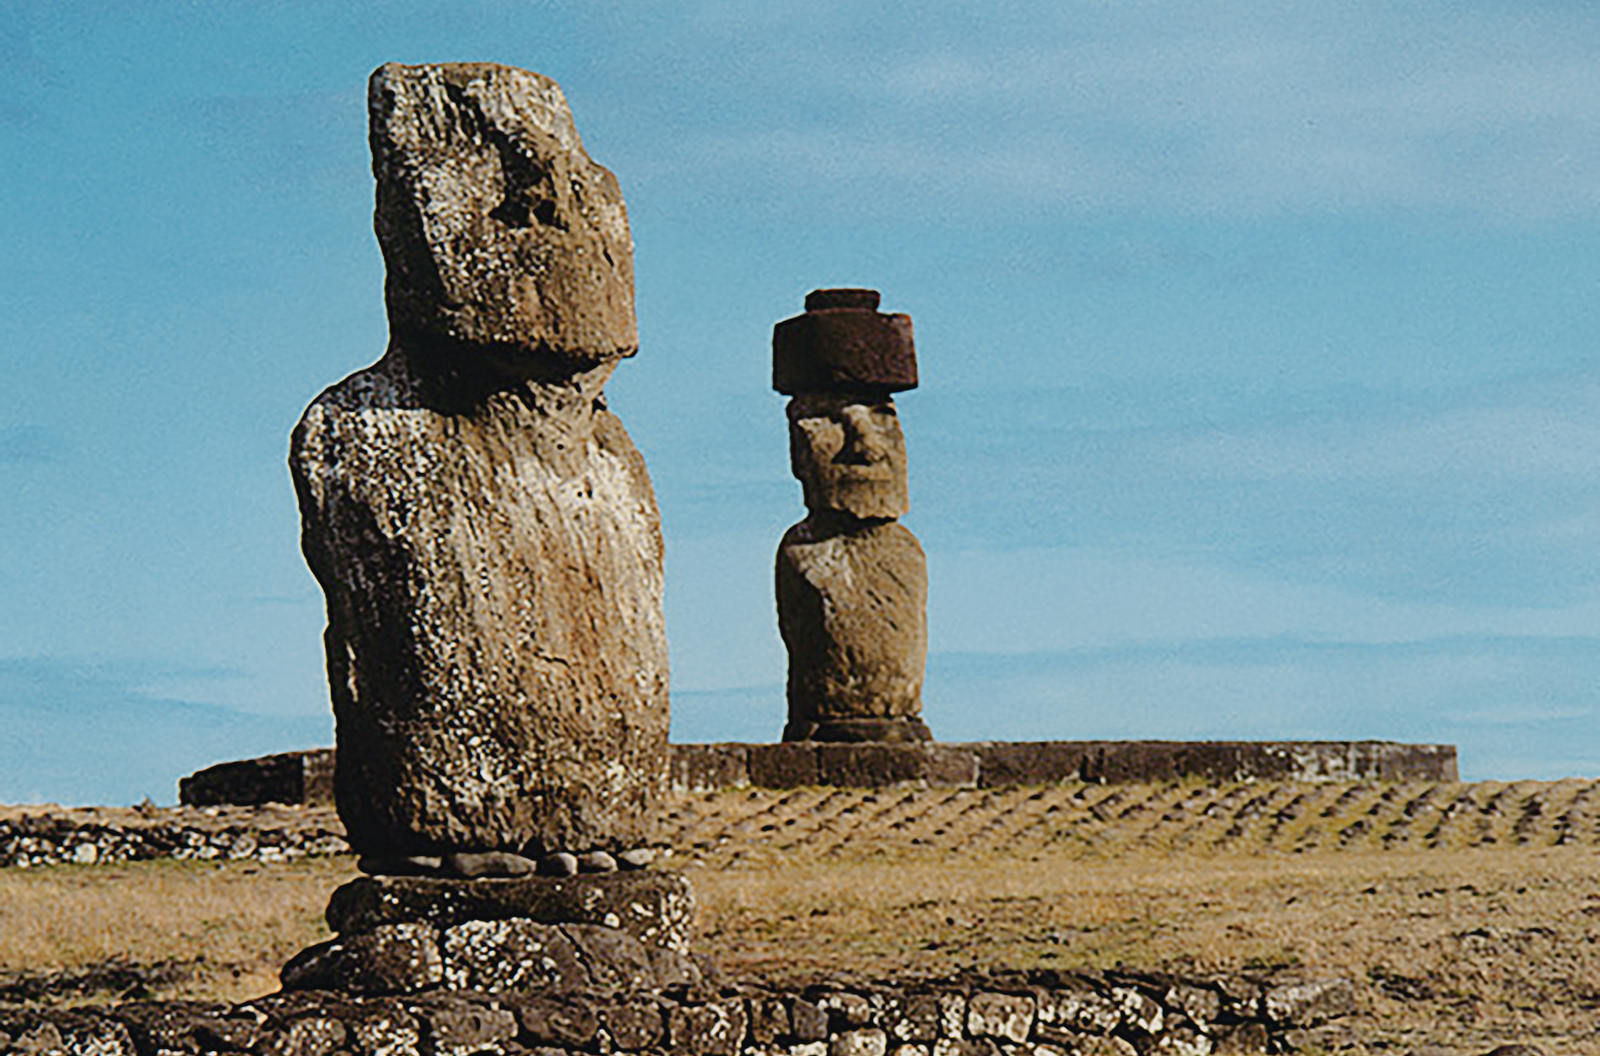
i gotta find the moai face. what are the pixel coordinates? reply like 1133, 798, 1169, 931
788, 392, 909, 520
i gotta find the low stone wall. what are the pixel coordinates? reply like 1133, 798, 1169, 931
671, 740, 1459, 793
179, 741, 1459, 807
0, 967, 1363, 1056
0, 805, 348, 869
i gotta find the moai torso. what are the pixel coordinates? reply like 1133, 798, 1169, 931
773, 290, 932, 743
290, 63, 668, 862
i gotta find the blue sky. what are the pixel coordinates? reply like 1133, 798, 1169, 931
4, 1, 1599, 802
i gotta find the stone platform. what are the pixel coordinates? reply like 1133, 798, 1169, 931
180, 740, 1458, 806
672, 739, 1459, 792
282, 872, 698, 996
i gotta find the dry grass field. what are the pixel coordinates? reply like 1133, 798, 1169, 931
2, 779, 1598, 1052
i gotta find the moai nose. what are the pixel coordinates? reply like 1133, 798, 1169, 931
835, 406, 889, 464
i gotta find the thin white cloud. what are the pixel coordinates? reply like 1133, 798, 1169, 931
616, 1, 1600, 219
1161, 371, 1600, 482
930, 544, 1600, 656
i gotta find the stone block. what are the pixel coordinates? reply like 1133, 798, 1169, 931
1035, 984, 1119, 1035
967, 743, 1089, 788
1211, 1022, 1269, 1054
258, 1015, 347, 1056
1260, 978, 1357, 1027
1151, 1025, 1214, 1056
597, 998, 663, 1051
326, 872, 695, 953
813, 991, 875, 1030
56, 1017, 137, 1056
114, 1003, 256, 1056
887, 993, 942, 1043
561, 924, 657, 990
666, 1000, 748, 1056
749, 743, 821, 788
1110, 988, 1163, 1036
409, 997, 518, 1056
930, 1040, 1000, 1056
934, 994, 966, 1039
816, 745, 973, 789
346, 1003, 422, 1056
789, 999, 831, 1043
280, 924, 442, 995
747, 994, 792, 1045
1163, 984, 1221, 1032
498, 994, 598, 1049
647, 945, 703, 988
773, 294, 917, 395
673, 744, 751, 793
831, 1028, 888, 1056
439, 919, 586, 992
1075, 1038, 1137, 1056
966, 993, 1033, 1043
192, 1015, 264, 1053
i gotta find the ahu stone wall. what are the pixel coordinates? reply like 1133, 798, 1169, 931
177, 741, 1460, 809
0, 968, 1362, 1056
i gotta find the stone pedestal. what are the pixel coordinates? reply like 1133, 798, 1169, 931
282, 872, 699, 996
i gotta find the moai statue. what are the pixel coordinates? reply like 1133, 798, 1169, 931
290, 63, 668, 870
773, 289, 932, 743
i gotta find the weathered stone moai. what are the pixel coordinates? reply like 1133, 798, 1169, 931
774, 289, 932, 743
290, 62, 669, 869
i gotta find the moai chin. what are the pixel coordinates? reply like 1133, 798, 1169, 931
289, 63, 668, 864
773, 288, 932, 744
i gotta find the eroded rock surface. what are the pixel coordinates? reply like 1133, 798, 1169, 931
290, 62, 667, 859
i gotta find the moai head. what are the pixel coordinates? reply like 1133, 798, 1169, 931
787, 393, 909, 520
369, 62, 637, 380
774, 287, 918, 521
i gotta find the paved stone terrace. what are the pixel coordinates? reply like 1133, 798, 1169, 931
3, 778, 1598, 869
660, 778, 1600, 867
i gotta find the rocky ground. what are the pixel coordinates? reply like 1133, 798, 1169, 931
1, 779, 1597, 1053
